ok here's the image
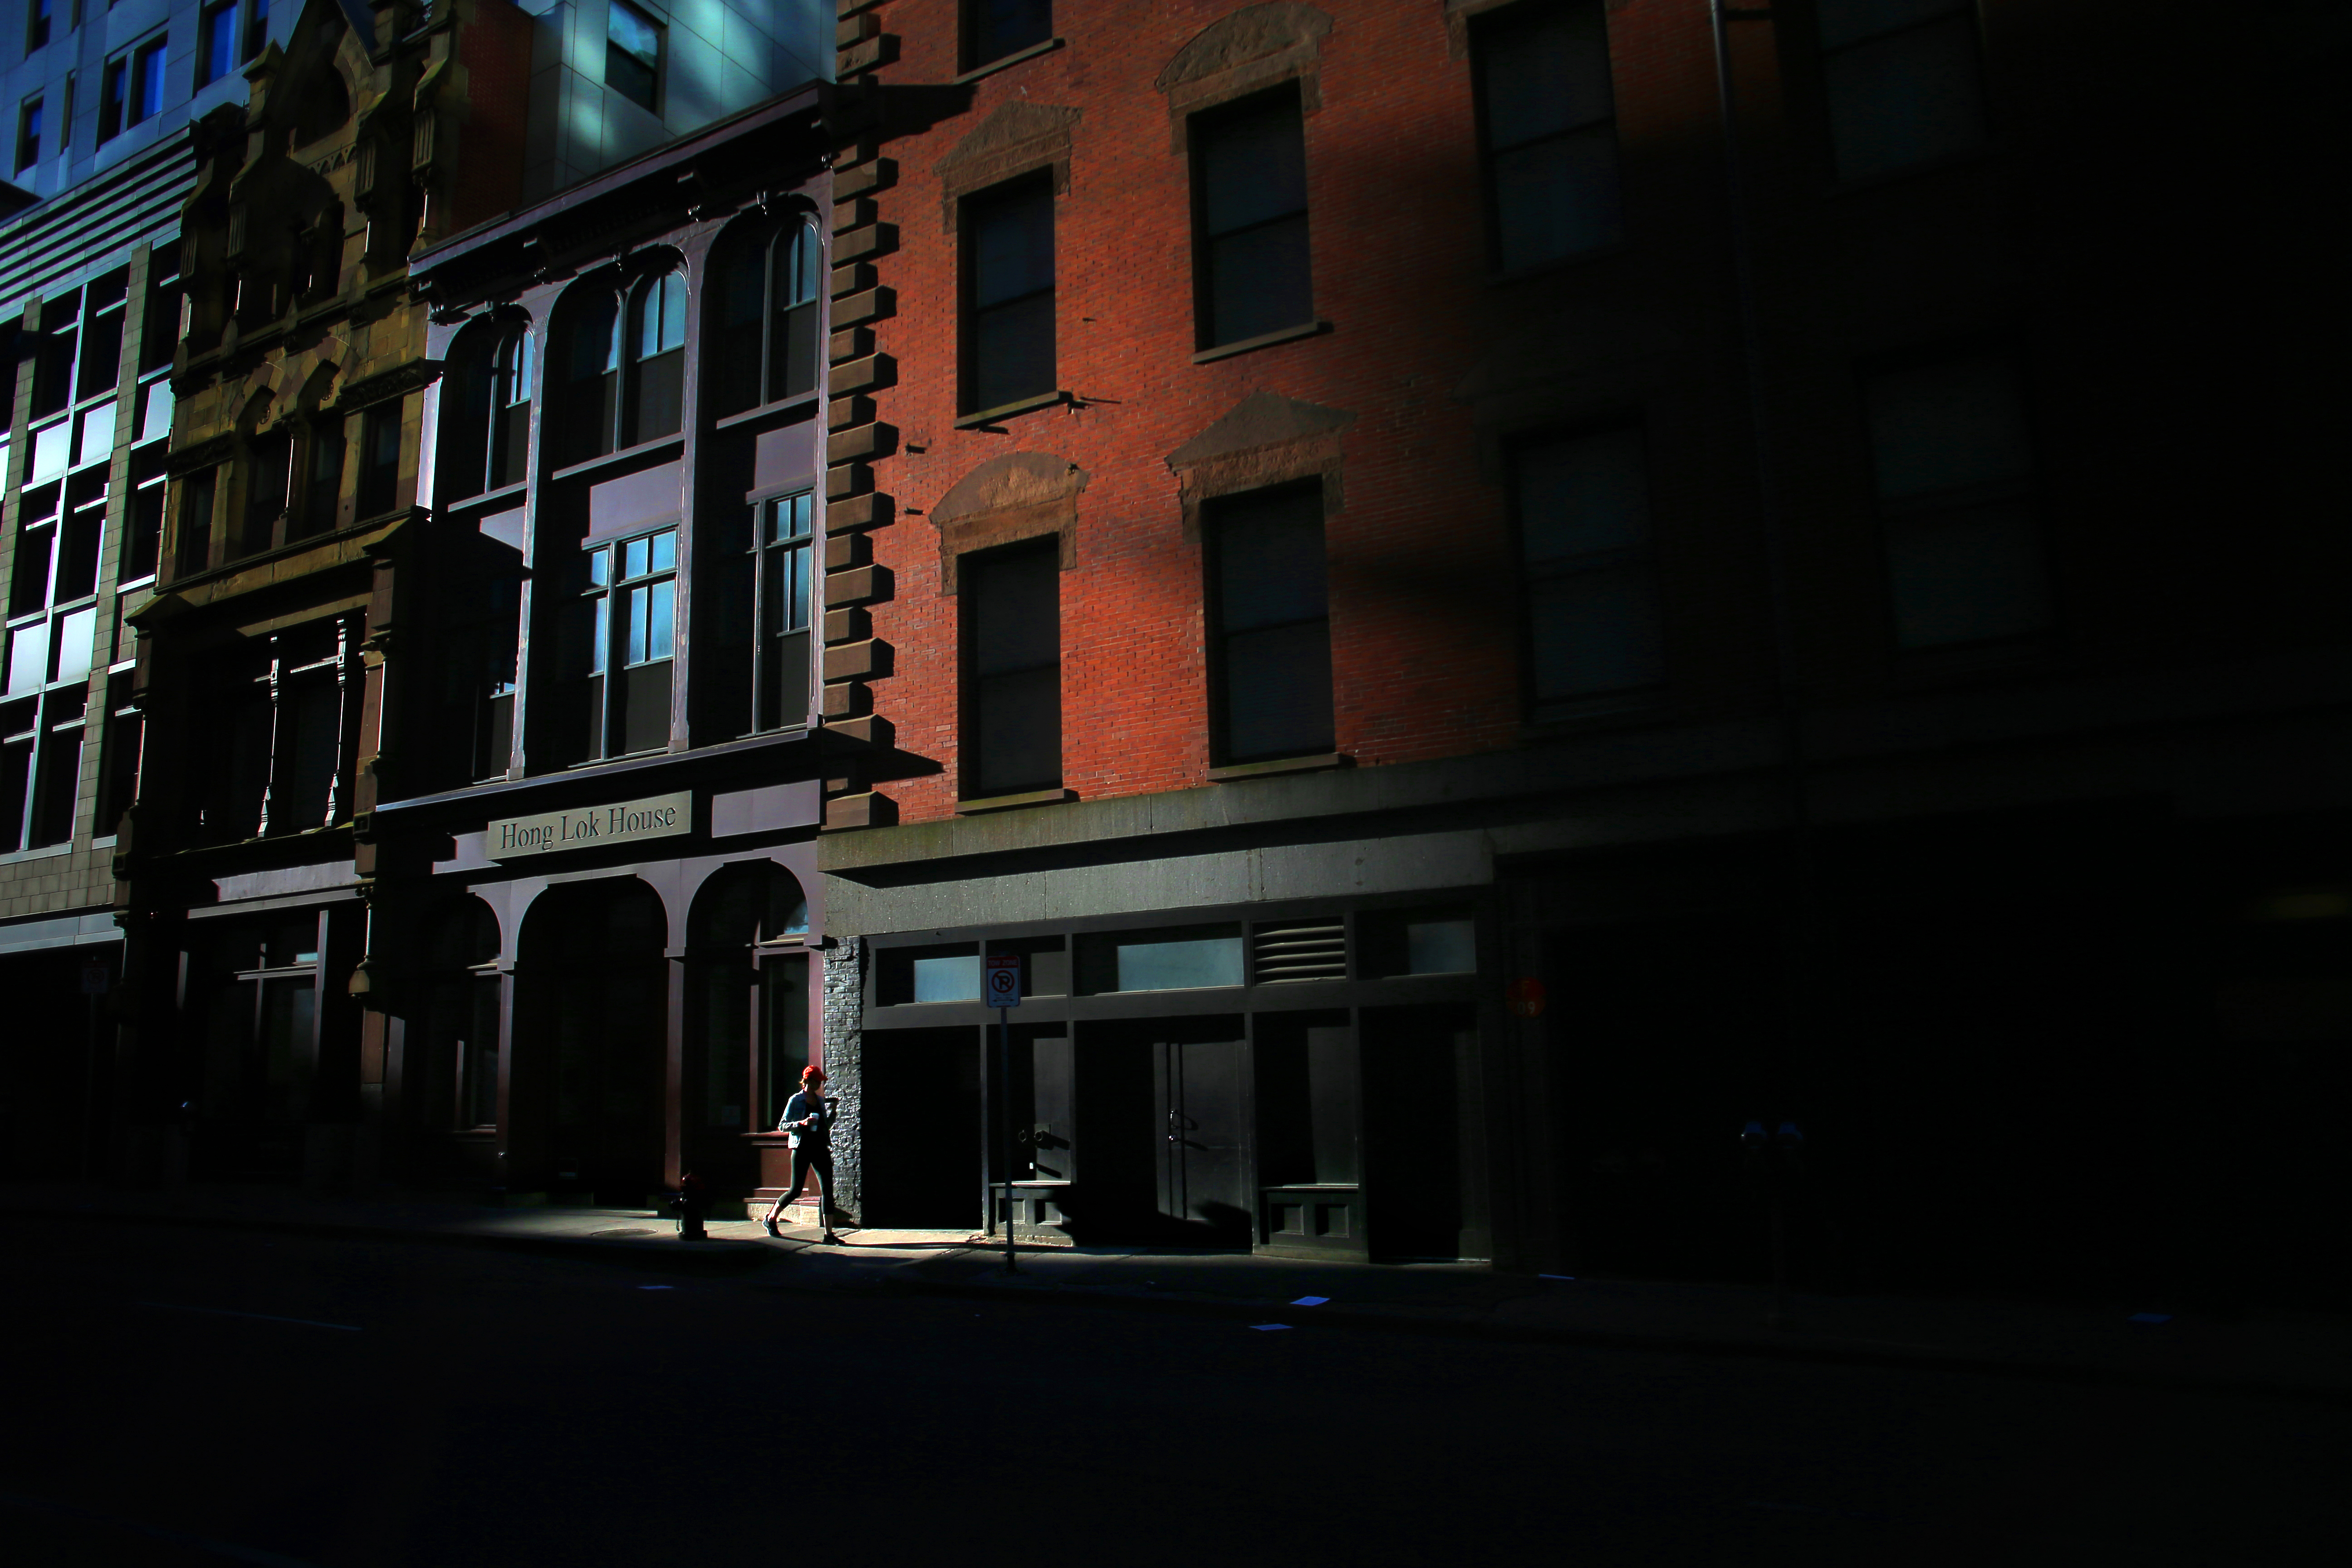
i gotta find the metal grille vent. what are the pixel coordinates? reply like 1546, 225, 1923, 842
1253, 921, 1347, 984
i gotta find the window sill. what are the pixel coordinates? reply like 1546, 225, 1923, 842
442, 480, 530, 517
955, 786, 1072, 815
952, 37, 1066, 85
1825, 141, 2001, 200
1481, 240, 1630, 289
0, 843, 74, 865
954, 390, 1072, 429
1191, 320, 1329, 365
713, 391, 823, 433
548, 431, 687, 485
1207, 752, 1350, 783
1519, 694, 1677, 745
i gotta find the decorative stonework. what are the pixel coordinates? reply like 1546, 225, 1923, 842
930, 453, 1088, 592
1166, 391, 1356, 536
936, 103, 1081, 229
1156, 3, 1335, 141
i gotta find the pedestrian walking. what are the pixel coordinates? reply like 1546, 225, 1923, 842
763, 1064, 841, 1243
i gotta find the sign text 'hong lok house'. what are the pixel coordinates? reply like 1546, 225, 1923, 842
489, 792, 693, 860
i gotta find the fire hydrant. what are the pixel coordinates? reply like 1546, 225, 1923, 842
673, 1170, 709, 1242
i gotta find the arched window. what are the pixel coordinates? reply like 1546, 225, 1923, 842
556, 265, 686, 464
710, 217, 820, 418
630, 270, 688, 440
438, 317, 533, 502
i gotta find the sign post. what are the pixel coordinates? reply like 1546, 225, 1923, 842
984, 954, 1023, 1272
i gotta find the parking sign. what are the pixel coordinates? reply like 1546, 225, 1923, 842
984, 954, 1022, 1009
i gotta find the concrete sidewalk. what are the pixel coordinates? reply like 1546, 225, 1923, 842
5, 1181, 2346, 1404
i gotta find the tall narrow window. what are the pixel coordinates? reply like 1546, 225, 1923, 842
628, 271, 686, 444
240, 429, 291, 556
58, 74, 73, 151
962, 176, 1055, 414
562, 289, 622, 464
711, 217, 820, 416
243, 0, 270, 64
297, 415, 344, 538
1191, 87, 1313, 350
488, 328, 532, 488
16, 98, 42, 172
1206, 485, 1332, 764
199, 0, 237, 87
964, 539, 1060, 797
1818, 0, 1989, 181
98, 56, 126, 144
98, 673, 142, 839
176, 467, 217, 577
356, 403, 401, 518
606, 0, 663, 115
26, 0, 51, 53
561, 528, 676, 762
1475, 0, 1622, 272
1864, 352, 2047, 648
1513, 425, 1663, 707
753, 492, 813, 733
965, 0, 1052, 72
130, 36, 168, 127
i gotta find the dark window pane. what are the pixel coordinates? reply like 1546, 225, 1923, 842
304, 417, 345, 534
126, 480, 164, 580
132, 40, 166, 124
1883, 501, 2048, 647
967, 542, 1059, 795
566, 292, 621, 460
1199, 96, 1308, 237
773, 222, 821, 402
619, 659, 670, 754
356, 405, 400, 517
1215, 489, 1328, 632
1525, 565, 1662, 700
1817, 0, 1966, 49
1864, 355, 2031, 499
632, 348, 682, 442
607, 1, 661, 113
277, 669, 341, 830
99, 702, 142, 838
975, 665, 1060, 795
966, 181, 1054, 411
1210, 488, 1331, 763
1483, 0, 1615, 146
1479, 0, 1622, 270
1208, 214, 1313, 347
1516, 426, 1649, 564
1824, 12, 1988, 180
970, 0, 1053, 66
243, 431, 290, 554
714, 235, 766, 415
1221, 621, 1333, 763
178, 468, 216, 575
969, 292, 1055, 412
1195, 91, 1312, 347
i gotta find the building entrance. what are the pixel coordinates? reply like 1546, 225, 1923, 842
513, 878, 666, 1204
1069, 1016, 1251, 1246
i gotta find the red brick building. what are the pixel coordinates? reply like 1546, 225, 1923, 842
802, 0, 2352, 1303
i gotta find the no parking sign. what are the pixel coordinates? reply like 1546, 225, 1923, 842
984, 954, 1022, 1009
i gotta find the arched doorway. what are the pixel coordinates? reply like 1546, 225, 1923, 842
406, 896, 502, 1186
686, 861, 810, 1196
513, 877, 667, 1203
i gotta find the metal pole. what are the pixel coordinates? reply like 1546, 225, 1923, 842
998, 1007, 1015, 1273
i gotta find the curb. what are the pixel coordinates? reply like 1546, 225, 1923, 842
9, 1202, 2346, 1407
0, 1203, 774, 1276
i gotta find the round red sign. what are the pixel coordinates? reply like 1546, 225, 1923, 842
1505, 977, 1547, 1019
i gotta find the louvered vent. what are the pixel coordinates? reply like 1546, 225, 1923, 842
1253, 921, 1347, 983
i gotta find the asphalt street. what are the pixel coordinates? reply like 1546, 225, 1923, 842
1, 1215, 2339, 1567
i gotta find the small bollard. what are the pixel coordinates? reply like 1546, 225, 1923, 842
673, 1169, 709, 1242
